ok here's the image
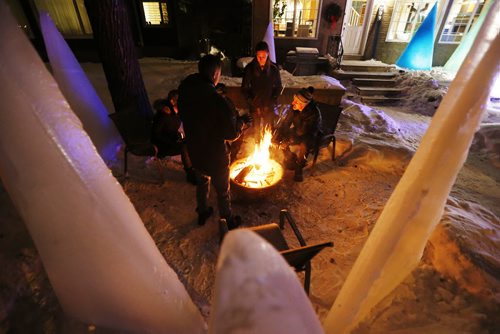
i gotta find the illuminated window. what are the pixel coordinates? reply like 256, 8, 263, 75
439, 0, 485, 44
386, 0, 436, 42
272, 0, 322, 38
142, 1, 169, 25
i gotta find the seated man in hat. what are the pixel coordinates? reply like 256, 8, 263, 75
273, 86, 322, 182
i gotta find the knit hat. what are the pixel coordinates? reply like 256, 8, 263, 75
295, 86, 315, 104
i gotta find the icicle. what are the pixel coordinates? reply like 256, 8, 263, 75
396, 3, 437, 70
324, 8, 500, 334
443, 0, 496, 73
210, 230, 323, 334
0, 3, 205, 332
39, 11, 121, 164
263, 22, 277, 63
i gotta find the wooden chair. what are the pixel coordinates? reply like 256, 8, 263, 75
219, 209, 333, 295
109, 111, 163, 181
310, 103, 343, 168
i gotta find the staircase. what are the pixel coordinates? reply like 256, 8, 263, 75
331, 59, 405, 105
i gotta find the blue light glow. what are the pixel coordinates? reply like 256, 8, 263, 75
39, 12, 121, 164
396, 3, 437, 71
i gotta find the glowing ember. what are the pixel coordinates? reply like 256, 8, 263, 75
230, 127, 283, 189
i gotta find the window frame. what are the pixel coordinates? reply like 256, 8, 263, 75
385, 0, 436, 43
438, 0, 485, 44
139, 0, 171, 27
271, 0, 323, 40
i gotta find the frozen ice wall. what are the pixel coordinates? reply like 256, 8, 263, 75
39, 11, 121, 164
395, 3, 437, 70
0, 3, 204, 332
263, 21, 277, 63
210, 230, 323, 334
444, 0, 496, 73
324, 7, 500, 333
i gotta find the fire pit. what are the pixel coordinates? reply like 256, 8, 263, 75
230, 128, 284, 193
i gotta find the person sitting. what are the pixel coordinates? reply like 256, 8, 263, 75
151, 89, 196, 185
273, 86, 322, 182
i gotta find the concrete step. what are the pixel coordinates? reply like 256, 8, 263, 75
355, 86, 404, 96
360, 96, 404, 105
343, 54, 364, 61
331, 69, 397, 80
352, 77, 397, 87
340, 61, 396, 72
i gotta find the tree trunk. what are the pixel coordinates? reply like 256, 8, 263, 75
84, 0, 153, 120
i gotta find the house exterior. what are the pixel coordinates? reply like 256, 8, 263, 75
7, 0, 491, 67
339, 0, 491, 65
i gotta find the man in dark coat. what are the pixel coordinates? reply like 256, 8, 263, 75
274, 86, 322, 182
241, 41, 282, 128
178, 55, 251, 227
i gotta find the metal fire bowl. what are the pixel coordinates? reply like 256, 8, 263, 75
229, 158, 284, 198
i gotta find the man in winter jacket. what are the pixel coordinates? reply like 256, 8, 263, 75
241, 41, 282, 129
274, 86, 322, 182
178, 55, 251, 228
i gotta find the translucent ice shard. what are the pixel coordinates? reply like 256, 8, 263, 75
210, 230, 323, 334
0, 3, 205, 332
444, 0, 496, 73
325, 7, 499, 334
39, 11, 121, 164
396, 3, 437, 70
263, 21, 277, 63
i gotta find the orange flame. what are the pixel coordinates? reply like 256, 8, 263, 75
230, 127, 283, 189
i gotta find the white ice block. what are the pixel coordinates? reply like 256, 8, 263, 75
210, 230, 323, 334
0, 3, 205, 332
324, 8, 500, 334
39, 11, 121, 164
263, 21, 277, 63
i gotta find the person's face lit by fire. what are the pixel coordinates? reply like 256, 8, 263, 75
256, 50, 269, 68
292, 95, 309, 111
169, 94, 178, 113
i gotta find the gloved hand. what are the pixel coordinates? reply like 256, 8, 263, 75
239, 113, 253, 125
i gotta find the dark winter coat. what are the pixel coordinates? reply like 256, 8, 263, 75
151, 101, 183, 158
178, 73, 243, 175
241, 58, 282, 109
276, 100, 322, 149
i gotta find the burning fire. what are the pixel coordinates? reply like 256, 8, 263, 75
230, 127, 284, 189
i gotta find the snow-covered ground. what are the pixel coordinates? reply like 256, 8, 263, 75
0, 58, 499, 332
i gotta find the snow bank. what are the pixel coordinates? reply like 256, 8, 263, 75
396, 69, 449, 116
427, 197, 500, 296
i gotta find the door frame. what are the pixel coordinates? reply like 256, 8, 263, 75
342, 0, 376, 55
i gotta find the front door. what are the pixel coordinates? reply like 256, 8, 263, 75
342, 0, 374, 55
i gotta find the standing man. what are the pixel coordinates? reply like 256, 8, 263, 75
241, 41, 283, 129
178, 55, 251, 228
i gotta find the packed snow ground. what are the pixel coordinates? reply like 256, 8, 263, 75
0, 58, 499, 332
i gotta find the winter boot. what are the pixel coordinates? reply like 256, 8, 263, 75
294, 165, 304, 182
196, 207, 214, 226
